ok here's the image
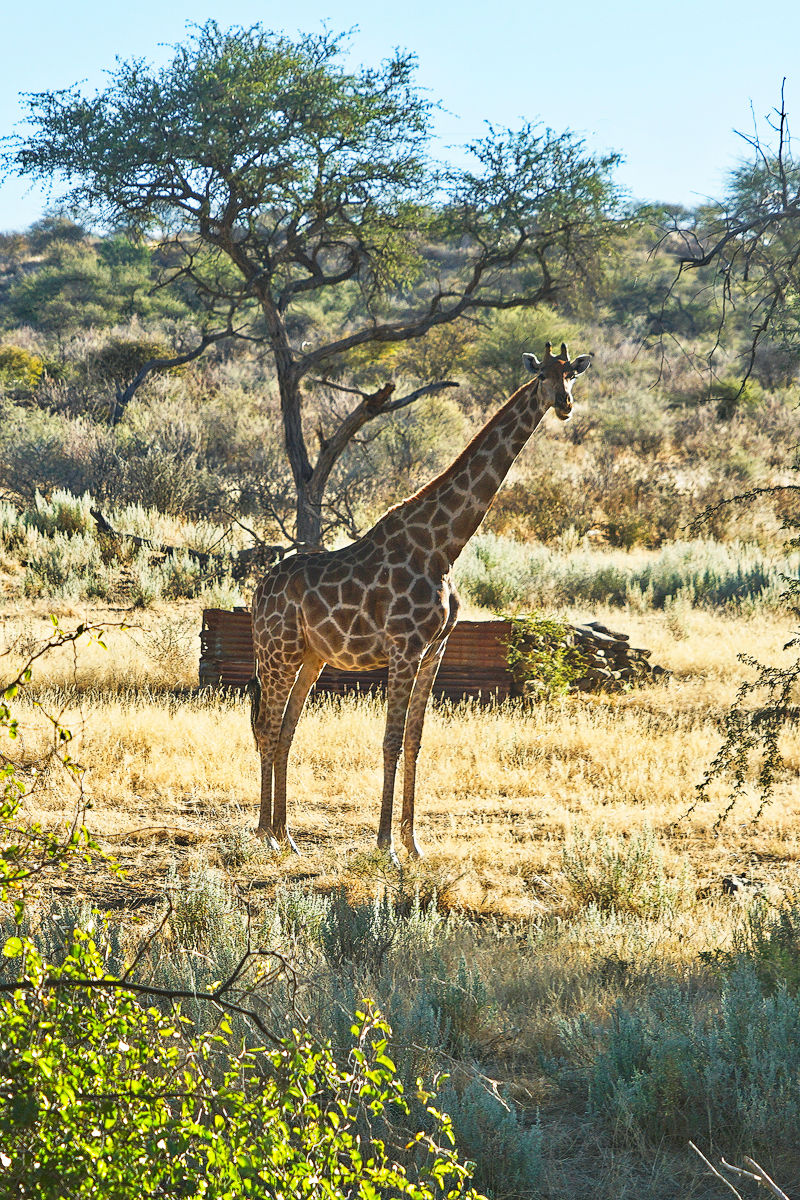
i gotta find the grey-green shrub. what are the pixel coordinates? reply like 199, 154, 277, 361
163, 865, 244, 951
561, 826, 693, 918
0, 501, 23, 549
558, 967, 800, 1149
24, 488, 95, 536
127, 549, 164, 607
437, 1079, 543, 1200
454, 532, 797, 612
23, 531, 111, 599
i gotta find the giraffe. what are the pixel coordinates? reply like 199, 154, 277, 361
249, 342, 591, 859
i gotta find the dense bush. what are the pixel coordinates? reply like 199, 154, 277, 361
558, 967, 800, 1149
1, 933, 481, 1199
561, 827, 693, 918
0, 344, 44, 393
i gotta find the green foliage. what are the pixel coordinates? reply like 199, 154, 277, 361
0, 655, 484, 1199
0, 344, 44, 393
467, 306, 583, 404
320, 888, 399, 974
0, 403, 115, 504
127, 549, 164, 608
453, 535, 535, 611
704, 895, 800, 996
1, 237, 186, 336
712, 376, 765, 421
505, 612, 584, 700
692, 565, 800, 822
0, 932, 481, 1199
561, 827, 692, 918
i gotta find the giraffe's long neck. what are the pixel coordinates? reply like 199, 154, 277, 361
382, 378, 548, 566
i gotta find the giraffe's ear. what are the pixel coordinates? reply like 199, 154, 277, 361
571, 355, 592, 375
522, 352, 542, 374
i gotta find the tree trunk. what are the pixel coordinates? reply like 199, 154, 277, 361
295, 475, 324, 547
273, 369, 317, 545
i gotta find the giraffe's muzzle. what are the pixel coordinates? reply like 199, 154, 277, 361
553, 399, 572, 421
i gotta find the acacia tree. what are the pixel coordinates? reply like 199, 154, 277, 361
6, 22, 620, 545
656, 94, 800, 818
659, 91, 800, 390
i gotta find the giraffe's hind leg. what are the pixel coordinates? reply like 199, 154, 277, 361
379, 655, 420, 863
273, 654, 325, 853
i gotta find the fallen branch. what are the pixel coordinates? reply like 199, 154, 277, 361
690, 1142, 791, 1200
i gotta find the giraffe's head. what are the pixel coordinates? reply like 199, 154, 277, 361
522, 342, 591, 421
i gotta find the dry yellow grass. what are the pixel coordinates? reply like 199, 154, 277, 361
4, 598, 799, 917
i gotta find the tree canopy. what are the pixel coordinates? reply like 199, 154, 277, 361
659, 94, 800, 393
6, 21, 622, 542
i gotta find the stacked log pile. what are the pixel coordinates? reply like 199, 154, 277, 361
570, 621, 669, 693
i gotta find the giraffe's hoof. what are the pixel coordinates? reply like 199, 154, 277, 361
285, 833, 301, 856
255, 828, 281, 853
403, 842, 424, 860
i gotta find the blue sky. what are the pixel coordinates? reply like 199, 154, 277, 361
2, 0, 798, 231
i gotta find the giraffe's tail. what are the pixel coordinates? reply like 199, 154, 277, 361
246, 670, 261, 740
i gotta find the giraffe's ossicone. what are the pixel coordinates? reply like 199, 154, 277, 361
250, 342, 591, 859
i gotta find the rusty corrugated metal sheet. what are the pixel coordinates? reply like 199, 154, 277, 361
199, 609, 512, 701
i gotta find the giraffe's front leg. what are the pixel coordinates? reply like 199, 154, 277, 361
249, 664, 298, 851
379, 656, 419, 864
401, 644, 447, 858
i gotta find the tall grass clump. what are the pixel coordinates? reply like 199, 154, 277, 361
561, 826, 693, 917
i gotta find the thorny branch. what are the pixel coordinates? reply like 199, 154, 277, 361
0, 949, 299, 1048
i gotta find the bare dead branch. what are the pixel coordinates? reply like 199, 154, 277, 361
689, 1143, 745, 1200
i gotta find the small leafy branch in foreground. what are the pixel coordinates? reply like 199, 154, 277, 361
688, 491, 800, 827
0, 928, 481, 1199
0, 617, 113, 920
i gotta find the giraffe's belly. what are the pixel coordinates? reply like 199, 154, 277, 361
303, 607, 450, 673
306, 626, 390, 672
